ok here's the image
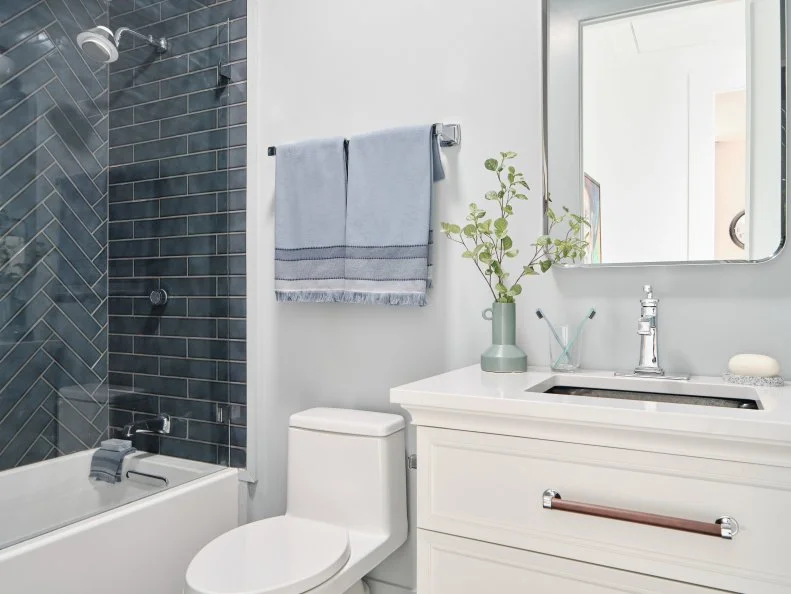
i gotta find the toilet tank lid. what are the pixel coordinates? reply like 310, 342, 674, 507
289, 408, 405, 437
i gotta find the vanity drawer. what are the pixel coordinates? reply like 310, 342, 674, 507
418, 529, 721, 594
417, 427, 791, 593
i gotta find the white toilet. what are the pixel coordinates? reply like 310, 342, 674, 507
185, 408, 408, 594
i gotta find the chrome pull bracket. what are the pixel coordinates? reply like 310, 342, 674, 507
542, 489, 560, 508
716, 516, 739, 539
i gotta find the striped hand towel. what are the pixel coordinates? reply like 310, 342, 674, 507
344, 125, 444, 306
275, 138, 348, 302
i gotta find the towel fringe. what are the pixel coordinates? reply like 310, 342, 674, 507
339, 291, 427, 307
276, 291, 427, 307
275, 291, 345, 303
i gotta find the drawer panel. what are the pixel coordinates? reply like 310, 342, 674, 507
418, 529, 720, 594
417, 427, 791, 593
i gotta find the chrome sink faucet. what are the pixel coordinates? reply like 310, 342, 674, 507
634, 285, 664, 376
123, 414, 171, 438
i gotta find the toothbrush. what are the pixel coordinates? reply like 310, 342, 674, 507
552, 307, 597, 369
535, 309, 566, 351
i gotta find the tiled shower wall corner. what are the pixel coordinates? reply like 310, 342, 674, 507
0, 0, 110, 471
107, 0, 247, 467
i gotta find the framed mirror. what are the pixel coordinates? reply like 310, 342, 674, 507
545, 0, 786, 265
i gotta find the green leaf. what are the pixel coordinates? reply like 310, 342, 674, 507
535, 235, 552, 247
462, 250, 475, 258
523, 265, 538, 276
510, 284, 522, 296
485, 191, 499, 201
463, 224, 476, 237
446, 224, 461, 234
494, 218, 508, 234
504, 151, 517, 159
484, 158, 498, 171
501, 236, 513, 250
440, 222, 449, 232
540, 260, 552, 273
506, 249, 519, 258
479, 250, 493, 263
508, 166, 515, 174
495, 283, 508, 294
515, 193, 528, 200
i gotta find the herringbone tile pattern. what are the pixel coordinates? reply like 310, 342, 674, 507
0, 0, 109, 470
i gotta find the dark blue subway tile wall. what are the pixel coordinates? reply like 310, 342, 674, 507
107, 0, 247, 468
0, 0, 110, 471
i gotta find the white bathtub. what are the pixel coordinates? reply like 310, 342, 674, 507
0, 450, 239, 594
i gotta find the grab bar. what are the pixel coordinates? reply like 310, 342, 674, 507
542, 489, 738, 539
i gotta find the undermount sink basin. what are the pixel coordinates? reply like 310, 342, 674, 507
528, 375, 761, 410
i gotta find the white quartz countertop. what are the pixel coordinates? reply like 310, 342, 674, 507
390, 366, 791, 446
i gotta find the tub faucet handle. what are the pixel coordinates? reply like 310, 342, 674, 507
123, 413, 171, 438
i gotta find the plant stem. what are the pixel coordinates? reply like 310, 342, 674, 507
459, 236, 497, 301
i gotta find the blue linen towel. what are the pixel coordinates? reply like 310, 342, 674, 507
344, 125, 445, 306
275, 137, 348, 302
89, 442, 136, 484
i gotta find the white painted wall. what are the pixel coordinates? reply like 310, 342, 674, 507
247, 1, 544, 591
247, 1, 790, 593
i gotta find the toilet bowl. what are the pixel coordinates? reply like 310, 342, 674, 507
185, 408, 407, 594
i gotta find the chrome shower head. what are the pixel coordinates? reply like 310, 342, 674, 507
76, 26, 168, 64
76, 26, 118, 64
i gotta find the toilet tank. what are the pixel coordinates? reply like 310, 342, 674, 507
286, 408, 407, 538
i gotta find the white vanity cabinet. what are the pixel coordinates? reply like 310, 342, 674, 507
391, 366, 791, 594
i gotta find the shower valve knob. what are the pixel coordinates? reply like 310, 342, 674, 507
149, 289, 168, 306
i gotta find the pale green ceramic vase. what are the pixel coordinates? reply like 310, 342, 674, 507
481, 302, 527, 373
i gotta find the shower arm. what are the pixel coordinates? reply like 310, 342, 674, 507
114, 27, 168, 53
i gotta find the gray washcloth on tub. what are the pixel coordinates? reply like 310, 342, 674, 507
89, 444, 136, 484
344, 125, 444, 306
274, 137, 348, 303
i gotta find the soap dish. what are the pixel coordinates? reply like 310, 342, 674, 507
723, 372, 785, 387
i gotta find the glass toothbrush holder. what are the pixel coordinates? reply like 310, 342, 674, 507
549, 324, 584, 372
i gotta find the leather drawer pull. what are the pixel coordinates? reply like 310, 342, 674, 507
542, 490, 738, 539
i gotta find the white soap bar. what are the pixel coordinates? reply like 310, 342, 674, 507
728, 354, 780, 378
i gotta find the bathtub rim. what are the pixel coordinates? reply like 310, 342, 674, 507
0, 464, 239, 561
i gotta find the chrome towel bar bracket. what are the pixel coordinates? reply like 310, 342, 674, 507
267, 122, 461, 156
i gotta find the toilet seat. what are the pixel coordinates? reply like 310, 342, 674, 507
185, 516, 351, 594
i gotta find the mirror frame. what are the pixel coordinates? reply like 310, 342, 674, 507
542, 0, 788, 268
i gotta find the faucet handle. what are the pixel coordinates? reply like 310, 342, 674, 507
643, 285, 653, 299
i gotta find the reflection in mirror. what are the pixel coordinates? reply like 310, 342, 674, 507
546, 0, 785, 265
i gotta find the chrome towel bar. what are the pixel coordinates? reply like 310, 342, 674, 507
267, 123, 461, 156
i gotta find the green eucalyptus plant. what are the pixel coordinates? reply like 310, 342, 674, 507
441, 152, 589, 304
